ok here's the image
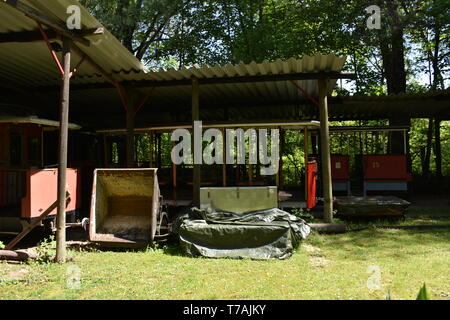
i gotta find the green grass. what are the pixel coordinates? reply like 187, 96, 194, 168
1, 209, 449, 300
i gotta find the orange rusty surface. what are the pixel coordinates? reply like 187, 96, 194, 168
21, 169, 80, 219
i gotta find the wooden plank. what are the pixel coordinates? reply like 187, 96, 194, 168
55, 37, 71, 263
36, 72, 356, 92
0, 30, 58, 43
318, 78, 333, 223
0, 250, 38, 261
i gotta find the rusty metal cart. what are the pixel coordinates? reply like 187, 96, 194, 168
89, 169, 168, 246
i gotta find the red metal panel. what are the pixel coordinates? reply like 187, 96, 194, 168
21, 169, 80, 219
307, 161, 318, 209
363, 155, 412, 181
331, 155, 350, 180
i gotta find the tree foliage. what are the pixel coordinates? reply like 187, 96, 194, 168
80, 0, 450, 177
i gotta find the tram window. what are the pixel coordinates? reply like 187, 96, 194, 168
28, 136, 39, 166
10, 133, 22, 166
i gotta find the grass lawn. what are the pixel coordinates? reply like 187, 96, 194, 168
1, 207, 449, 300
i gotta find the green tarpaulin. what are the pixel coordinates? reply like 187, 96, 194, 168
173, 208, 311, 260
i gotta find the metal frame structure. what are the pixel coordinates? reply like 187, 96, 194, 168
0, 0, 356, 261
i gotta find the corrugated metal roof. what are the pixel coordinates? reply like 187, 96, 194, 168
0, 0, 146, 87
66, 54, 347, 112
0, 0, 352, 129
0, 0, 346, 92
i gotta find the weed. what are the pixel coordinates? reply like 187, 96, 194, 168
33, 236, 56, 264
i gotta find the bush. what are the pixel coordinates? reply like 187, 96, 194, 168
290, 208, 314, 221
34, 236, 56, 264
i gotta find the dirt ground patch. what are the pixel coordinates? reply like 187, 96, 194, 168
0, 264, 29, 282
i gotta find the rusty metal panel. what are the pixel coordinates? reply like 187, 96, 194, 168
21, 169, 79, 219
200, 186, 278, 214
89, 169, 160, 246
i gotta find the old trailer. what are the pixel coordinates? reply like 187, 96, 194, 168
0, 105, 83, 234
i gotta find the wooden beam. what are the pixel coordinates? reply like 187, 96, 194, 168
131, 72, 357, 87
0, 250, 38, 261
0, 29, 58, 43
318, 79, 333, 223
0, 27, 104, 44
35, 72, 357, 92
56, 37, 72, 263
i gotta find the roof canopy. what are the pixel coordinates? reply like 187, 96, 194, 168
0, 0, 145, 88
0, 0, 447, 130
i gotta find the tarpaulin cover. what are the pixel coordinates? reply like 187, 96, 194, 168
173, 208, 311, 260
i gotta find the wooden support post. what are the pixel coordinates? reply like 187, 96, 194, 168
192, 78, 201, 206
318, 79, 333, 223
56, 37, 71, 263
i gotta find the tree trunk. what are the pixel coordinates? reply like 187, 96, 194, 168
378, 1, 409, 155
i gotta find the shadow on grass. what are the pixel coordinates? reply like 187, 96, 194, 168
67, 236, 185, 257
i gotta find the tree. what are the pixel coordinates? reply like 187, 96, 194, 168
80, 0, 189, 62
